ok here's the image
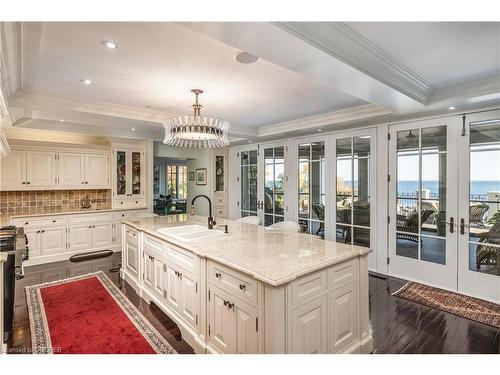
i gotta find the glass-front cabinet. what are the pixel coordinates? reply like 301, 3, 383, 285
112, 146, 145, 208
213, 149, 228, 218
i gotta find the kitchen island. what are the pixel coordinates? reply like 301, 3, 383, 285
120, 214, 373, 354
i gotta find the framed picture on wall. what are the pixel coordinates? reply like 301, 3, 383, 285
195, 168, 207, 185
188, 171, 195, 181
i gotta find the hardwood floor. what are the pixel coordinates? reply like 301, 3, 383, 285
6, 263, 499, 354
369, 273, 500, 354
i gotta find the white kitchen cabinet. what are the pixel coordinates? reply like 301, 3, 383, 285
209, 286, 237, 354
24, 227, 42, 258
235, 300, 259, 354
112, 147, 145, 208
328, 280, 359, 353
0, 150, 25, 189
153, 258, 165, 298
58, 153, 85, 186
180, 271, 199, 330
290, 295, 328, 354
166, 263, 182, 311
84, 153, 109, 187
26, 151, 56, 187
40, 226, 67, 256
69, 224, 93, 252
143, 252, 155, 292
124, 240, 139, 280
92, 222, 114, 249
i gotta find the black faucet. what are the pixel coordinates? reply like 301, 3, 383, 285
191, 195, 216, 229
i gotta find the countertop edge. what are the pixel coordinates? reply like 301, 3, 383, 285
121, 219, 373, 288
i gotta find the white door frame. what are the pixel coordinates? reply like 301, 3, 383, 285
457, 110, 500, 303
329, 127, 378, 270
388, 117, 459, 291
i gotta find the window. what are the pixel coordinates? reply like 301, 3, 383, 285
298, 141, 325, 237
240, 150, 258, 218
167, 165, 188, 199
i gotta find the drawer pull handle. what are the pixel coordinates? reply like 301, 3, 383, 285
215, 272, 222, 279
239, 284, 246, 291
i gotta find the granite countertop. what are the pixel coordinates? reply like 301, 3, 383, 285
0, 252, 7, 263
122, 215, 372, 287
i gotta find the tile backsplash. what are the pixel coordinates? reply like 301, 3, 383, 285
0, 189, 112, 219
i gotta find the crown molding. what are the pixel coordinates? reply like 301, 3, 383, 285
429, 76, 500, 104
258, 104, 392, 137
275, 22, 433, 105
0, 22, 23, 97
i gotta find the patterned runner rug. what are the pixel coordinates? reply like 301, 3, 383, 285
26, 271, 177, 354
392, 282, 500, 329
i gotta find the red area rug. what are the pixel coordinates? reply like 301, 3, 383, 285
392, 282, 500, 329
26, 271, 176, 354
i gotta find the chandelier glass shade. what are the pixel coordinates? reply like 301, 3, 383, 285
163, 89, 230, 148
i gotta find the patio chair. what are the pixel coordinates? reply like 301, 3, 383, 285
469, 202, 489, 228
396, 207, 436, 243
476, 220, 500, 270
312, 203, 325, 238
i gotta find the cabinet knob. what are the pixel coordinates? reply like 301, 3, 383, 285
25, 222, 29, 225
239, 284, 246, 291
52, 220, 56, 223
41, 230, 45, 233
22, 182, 26, 185
26, 181, 30, 185
215, 272, 222, 279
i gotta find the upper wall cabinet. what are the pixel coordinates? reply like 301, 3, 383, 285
0, 146, 110, 191
112, 147, 145, 208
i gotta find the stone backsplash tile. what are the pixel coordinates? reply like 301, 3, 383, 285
0, 189, 112, 220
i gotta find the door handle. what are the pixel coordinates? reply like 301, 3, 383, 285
460, 218, 466, 235
447, 217, 454, 233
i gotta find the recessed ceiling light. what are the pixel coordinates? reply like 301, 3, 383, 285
80, 78, 93, 85
317, 129, 323, 132
248, 140, 252, 143
131, 128, 135, 131
234, 51, 260, 64
101, 40, 119, 49
59, 119, 64, 122
448, 106, 456, 110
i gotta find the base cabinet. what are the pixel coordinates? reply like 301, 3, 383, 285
121, 229, 372, 355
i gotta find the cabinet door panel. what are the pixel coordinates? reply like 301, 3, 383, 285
69, 225, 92, 252
209, 287, 236, 353
40, 226, 67, 256
166, 264, 182, 311
329, 281, 359, 353
143, 253, 155, 291
153, 258, 164, 298
0, 150, 26, 190
236, 301, 258, 354
58, 153, 85, 187
85, 154, 109, 187
125, 241, 139, 278
26, 151, 56, 187
290, 295, 328, 354
25, 228, 41, 258
180, 272, 199, 330
92, 222, 113, 248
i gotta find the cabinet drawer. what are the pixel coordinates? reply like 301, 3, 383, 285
208, 261, 257, 305
214, 196, 226, 205
327, 258, 358, 289
114, 198, 145, 208
290, 269, 327, 306
166, 242, 200, 275
69, 212, 114, 225
214, 206, 226, 217
12, 216, 67, 228
124, 225, 138, 245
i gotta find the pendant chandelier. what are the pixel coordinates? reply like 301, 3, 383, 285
163, 89, 230, 148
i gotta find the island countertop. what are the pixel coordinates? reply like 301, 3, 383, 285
122, 214, 371, 287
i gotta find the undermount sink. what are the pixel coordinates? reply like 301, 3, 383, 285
156, 224, 225, 242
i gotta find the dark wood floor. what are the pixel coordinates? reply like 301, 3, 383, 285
7, 266, 500, 354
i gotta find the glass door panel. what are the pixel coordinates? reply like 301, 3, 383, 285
458, 112, 500, 302
263, 146, 285, 226
116, 151, 126, 196
131, 152, 141, 195
335, 136, 371, 248
389, 120, 457, 290
240, 150, 258, 218
298, 141, 325, 237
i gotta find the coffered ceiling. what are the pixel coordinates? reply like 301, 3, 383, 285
1, 21, 499, 143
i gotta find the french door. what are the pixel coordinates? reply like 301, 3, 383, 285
389, 112, 500, 303
388, 118, 459, 290
258, 143, 287, 226
239, 148, 259, 219
457, 111, 500, 302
